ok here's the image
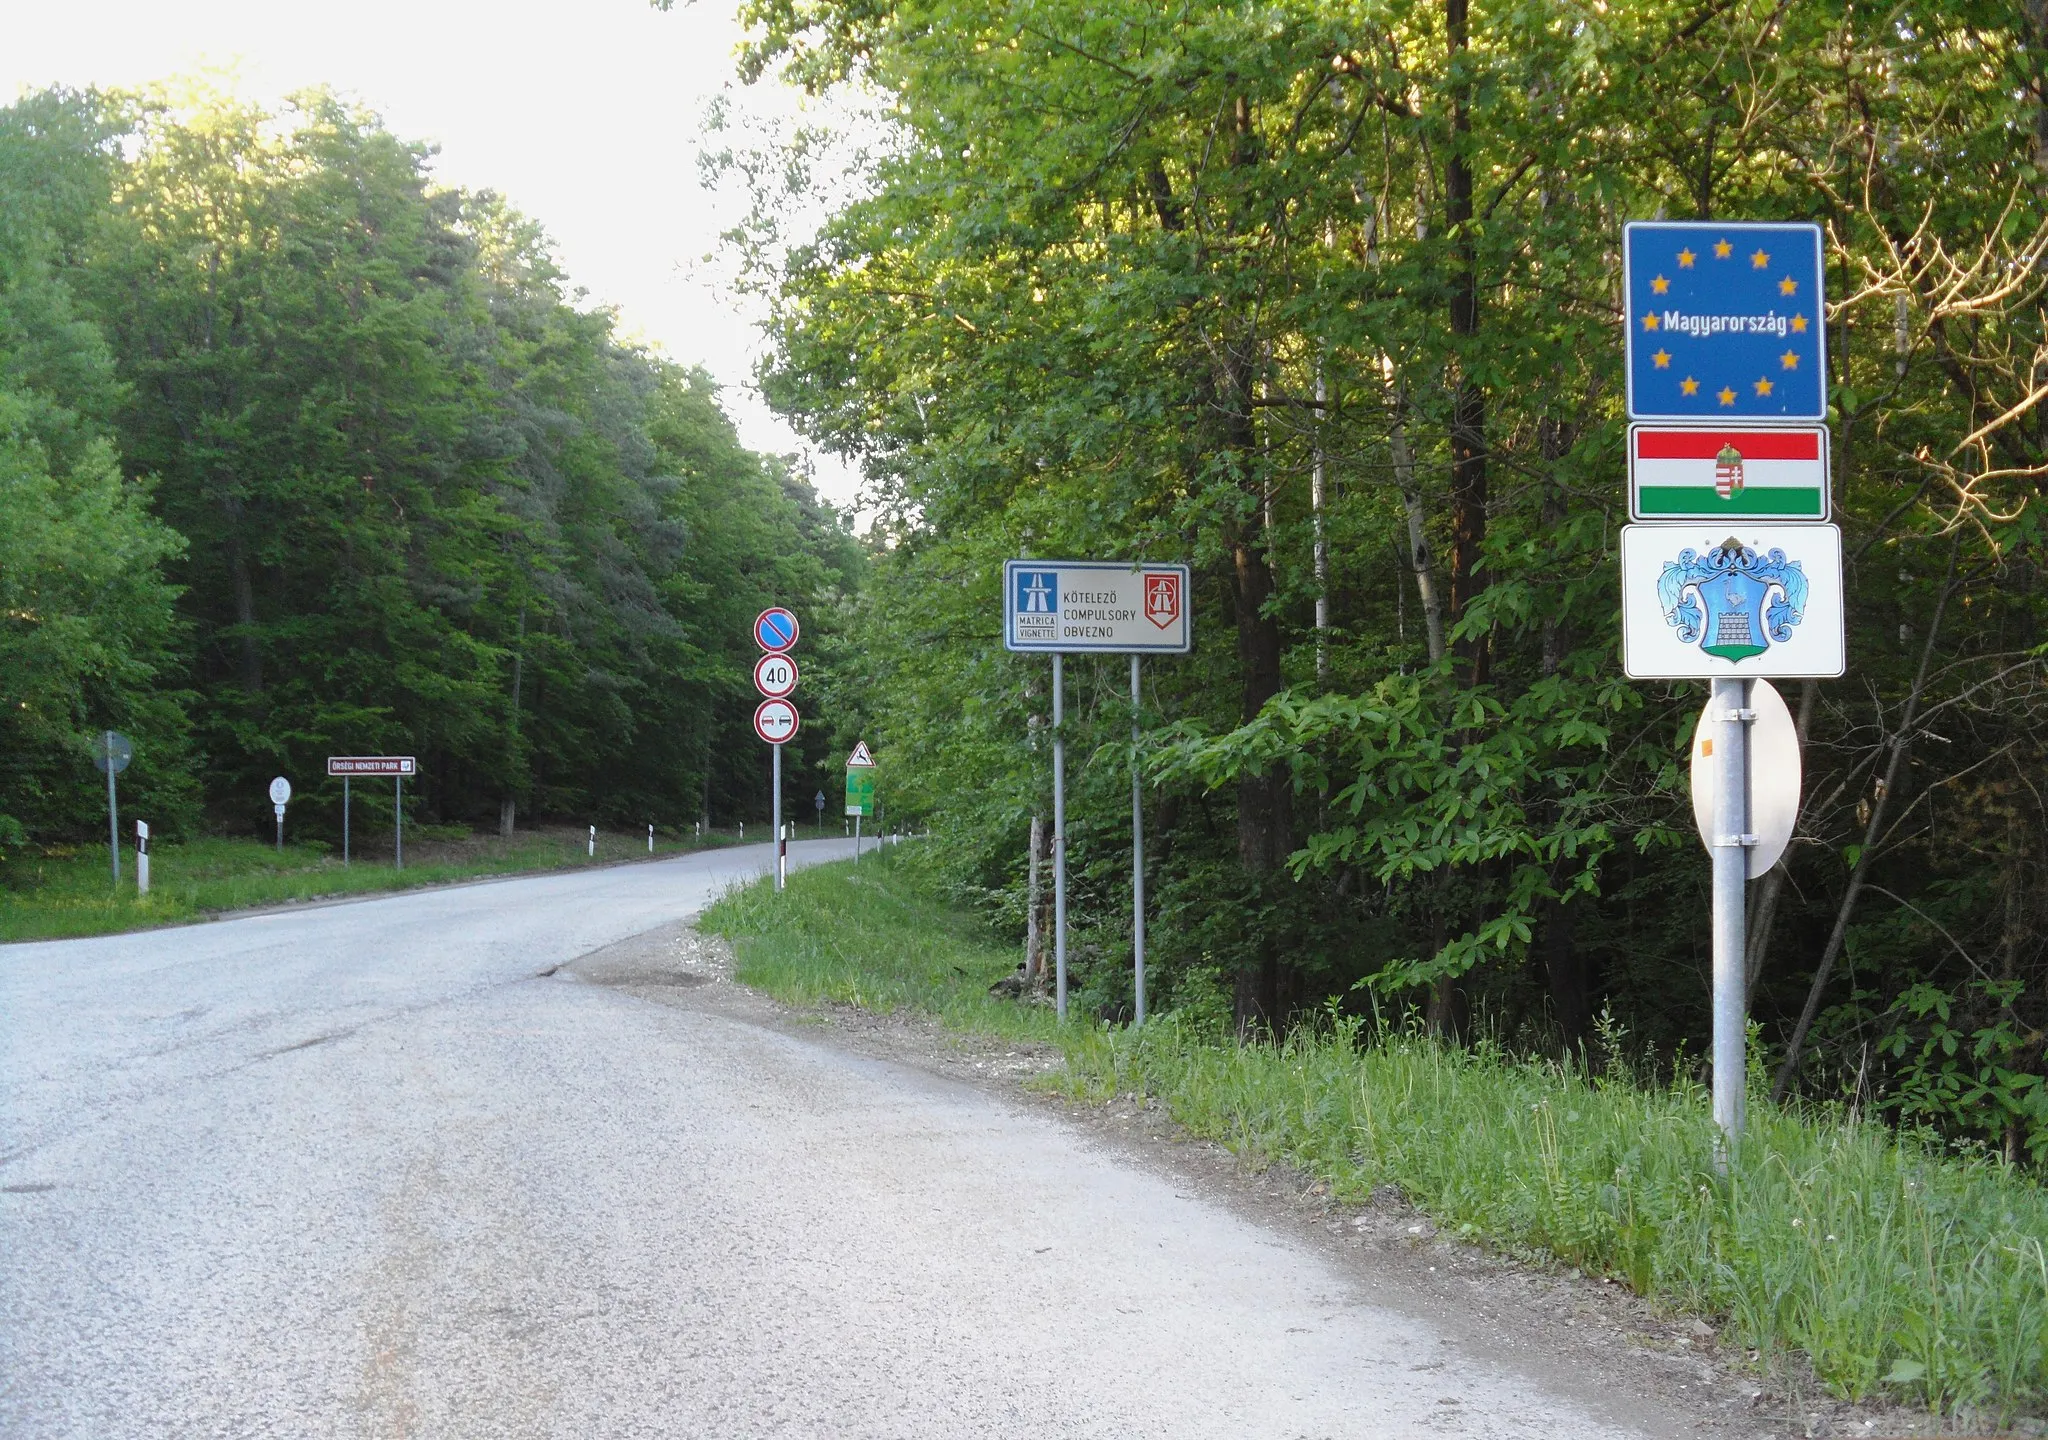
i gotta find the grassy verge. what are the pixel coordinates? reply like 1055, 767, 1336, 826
0, 826, 740, 942
706, 850, 2048, 1422
701, 846, 1063, 1045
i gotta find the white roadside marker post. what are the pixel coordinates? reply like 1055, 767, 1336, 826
648, 823, 654, 853
135, 820, 150, 896
588, 825, 595, 858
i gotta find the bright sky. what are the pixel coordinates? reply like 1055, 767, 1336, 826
2, 0, 864, 505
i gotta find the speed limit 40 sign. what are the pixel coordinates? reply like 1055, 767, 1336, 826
754, 652, 798, 699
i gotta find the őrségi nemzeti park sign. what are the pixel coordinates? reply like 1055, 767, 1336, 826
1619, 219, 1843, 1156
1003, 559, 1192, 1028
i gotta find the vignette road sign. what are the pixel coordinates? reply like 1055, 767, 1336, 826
1003, 560, 1192, 653
754, 652, 798, 699
1624, 221, 1826, 422
753, 698, 799, 745
753, 607, 799, 653
1628, 424, 1829, 521
1620, 524, 1845, 680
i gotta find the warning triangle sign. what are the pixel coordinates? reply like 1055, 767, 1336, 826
846, 740, 876, 768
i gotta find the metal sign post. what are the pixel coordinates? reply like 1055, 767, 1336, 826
1130, 654, 1146, 1026
1709, 678, 1752, 1146
752, 609, 800, 895
1052, 654, 1067, 1019
92, 731, 133, 886
328, 758, 415, 868
1003, 560, 1191, 1024
269, 776, 292, 851
1621, 219, 1833, 1156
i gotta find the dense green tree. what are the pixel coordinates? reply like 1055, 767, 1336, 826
0, 90, 195, 862
722, 0, 2048, 1159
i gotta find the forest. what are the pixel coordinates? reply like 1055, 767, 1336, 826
710, 0, 2048, 1165
0, 81, 863, 859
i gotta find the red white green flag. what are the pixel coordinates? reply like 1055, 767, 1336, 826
1628, 425, 1829, 521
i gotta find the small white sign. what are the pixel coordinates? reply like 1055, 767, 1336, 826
1620, 524, 1844, 679
1003, 560, 1192, 653
268, 776, 292, 806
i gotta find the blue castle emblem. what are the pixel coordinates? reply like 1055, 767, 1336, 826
1657, 538, 1808, 662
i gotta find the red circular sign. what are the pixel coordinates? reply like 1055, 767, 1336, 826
753, 698, 800, 745
754, 607, 799, 652
753, 652, 799, 699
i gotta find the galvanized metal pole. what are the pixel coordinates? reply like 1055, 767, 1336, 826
772, 742, 783, 892
1130, 654, 1146, 1026
105, 732, 120, 886
1711, 677, 1753, 1155
1053, 654, 1067, 1021
395, 777, 403, 871
343, 778, 350, 867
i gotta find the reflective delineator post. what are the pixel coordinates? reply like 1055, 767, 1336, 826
1053, 653, 1067, 1021
135, 819, 150, 896
1131, 653, 1146, 1027
648, 823, 654, 854
1711, 676, 1753, 1157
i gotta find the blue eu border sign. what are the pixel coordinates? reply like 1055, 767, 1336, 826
1002, 560, 1192, 654
1624, 221, 1826, 422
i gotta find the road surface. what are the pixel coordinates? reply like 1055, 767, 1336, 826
3, 841, 1716, 1437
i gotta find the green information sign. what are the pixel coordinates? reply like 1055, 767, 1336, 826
845, 769, 874, 817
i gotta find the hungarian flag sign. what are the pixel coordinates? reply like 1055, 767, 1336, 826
1628, 425, 1829, 521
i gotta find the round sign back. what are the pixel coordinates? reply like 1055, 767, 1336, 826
268, 775, 292, 806
753, 698, 800, 745
753, 652, 799, 699
91, 731, 134, 776
1690, 677, 1800, 878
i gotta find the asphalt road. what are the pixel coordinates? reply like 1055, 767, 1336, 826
3, 841, 1694, 1438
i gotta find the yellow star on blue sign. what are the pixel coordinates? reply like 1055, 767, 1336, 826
1624, 221, 1825, 420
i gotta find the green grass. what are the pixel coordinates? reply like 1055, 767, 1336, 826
701, 847, 1063, 1045
707, 850, 2048, 1423
0, 826, 741, 942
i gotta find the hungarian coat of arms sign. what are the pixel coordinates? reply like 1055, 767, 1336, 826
1619, 523, 1844, 679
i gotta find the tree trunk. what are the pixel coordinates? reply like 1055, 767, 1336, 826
1443, 0, 1489, 689
1774, 540, 1960, 1099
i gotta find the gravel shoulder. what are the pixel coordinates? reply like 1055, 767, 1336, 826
568, 918, 1979, 1440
